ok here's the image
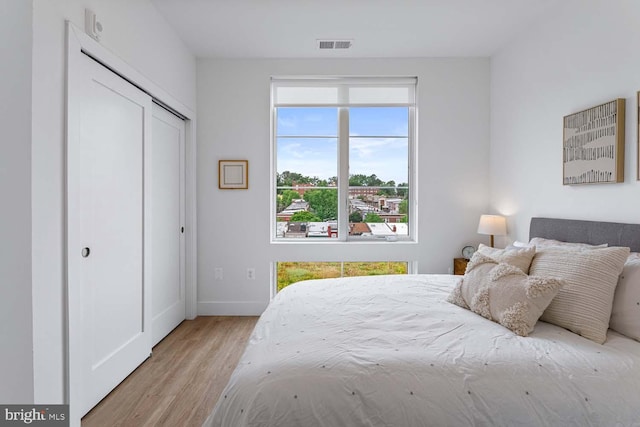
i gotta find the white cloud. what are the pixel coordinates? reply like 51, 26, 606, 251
350, 137, 408, 159
278, 116, 297, 128
276, 107, 409, 183
278, 138, 408, 183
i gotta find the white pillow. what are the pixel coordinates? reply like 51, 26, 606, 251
511, 241, 530, 248
529, 237, 608, 250
477, 243, 536, 274
530, 246, 629, 344
447, 252, 564, 337
609, 252, 640, 341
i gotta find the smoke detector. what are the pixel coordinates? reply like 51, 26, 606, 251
317, 39, 353, 50
85, 9, 103, 42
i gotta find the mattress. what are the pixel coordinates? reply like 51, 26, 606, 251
205, 274, 640, 426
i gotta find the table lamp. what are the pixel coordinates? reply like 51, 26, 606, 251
477, 214, 507, 248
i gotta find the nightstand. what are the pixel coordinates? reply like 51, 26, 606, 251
453, 258, 469, 275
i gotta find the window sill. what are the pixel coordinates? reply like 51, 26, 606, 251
270, 238, 417, 245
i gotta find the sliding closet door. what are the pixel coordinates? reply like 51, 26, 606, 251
151, 103, 186, 346
68, 53, 152, 417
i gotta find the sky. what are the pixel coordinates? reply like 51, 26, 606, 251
277, 107, 409, 184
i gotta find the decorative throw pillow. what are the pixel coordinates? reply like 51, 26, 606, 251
529, 237, 608, 250
530, 246, 630, 344
477, 243, 536, 274
447, 252, 565, 337
609, 253, 640, 341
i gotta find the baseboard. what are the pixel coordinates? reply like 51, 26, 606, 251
197, 300, 268, 316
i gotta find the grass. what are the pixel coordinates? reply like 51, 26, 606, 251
277, 261, 408, 291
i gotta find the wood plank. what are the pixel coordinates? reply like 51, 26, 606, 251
81, 316, 258, 427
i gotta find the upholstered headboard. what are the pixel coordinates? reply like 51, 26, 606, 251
529, 217, 640, 253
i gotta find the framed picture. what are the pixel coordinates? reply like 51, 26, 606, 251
218, 160, 248, 189
563, 98, 625, 185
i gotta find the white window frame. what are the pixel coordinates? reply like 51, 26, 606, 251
270, 76, 417, 243
269, 260, 419, 298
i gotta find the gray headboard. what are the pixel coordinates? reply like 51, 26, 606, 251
530, 217, 640, 253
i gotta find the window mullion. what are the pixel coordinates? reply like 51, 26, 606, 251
338, 107, 349, 241
408, 106, 416, 241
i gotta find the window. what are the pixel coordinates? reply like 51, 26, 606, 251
276, 261, 409, 292
272, 77, 416, 241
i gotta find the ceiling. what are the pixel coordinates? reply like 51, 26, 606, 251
150, 0, 558, 59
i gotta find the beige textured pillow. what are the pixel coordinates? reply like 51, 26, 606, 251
529, 237, 608, 250
447, 252, 565, 337
477, 243, 536, 274
530, 246, 630, 344
609, 253, 640, 341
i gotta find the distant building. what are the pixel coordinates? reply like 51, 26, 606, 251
349, 198, 377, 216
378, 197, 403, 213
327, 221, 338, 237
391, 222, 408, 235
291, 182, 316, 196
367, 222, 409, 237
276, 199, 310, 221
349, 222, 371, 236
284, 222, 308, 238
348, 197, 406, 223
275, 221, 288, 238
307, 222, 338, 238
367, 222, 396, 237
278, 220, 405, 239
379, 213, 406, 223
349, 186, 380, 198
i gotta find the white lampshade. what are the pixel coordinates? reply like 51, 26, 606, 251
477, 215, 507, 236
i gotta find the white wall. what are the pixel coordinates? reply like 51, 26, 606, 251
490, 0, 640, 243
197, 58, 490, 315
31, 0, 196, 403
0, 0, 34, 403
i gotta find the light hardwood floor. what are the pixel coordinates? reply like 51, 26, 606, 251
82, 316, 258, 427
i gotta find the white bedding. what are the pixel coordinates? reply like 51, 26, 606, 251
205, 274, 640, 427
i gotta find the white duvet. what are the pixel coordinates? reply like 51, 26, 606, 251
205, 274, 640, 427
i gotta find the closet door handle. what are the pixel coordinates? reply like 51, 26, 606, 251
82, 247, 91, 258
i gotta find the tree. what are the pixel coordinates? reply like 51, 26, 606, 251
399, 199, 408, 215
349, 174, 383, 187
349, 174, 367, 186
277, 171, 311, 187
396, 183, 408, 198
304, 189, 337, 220
377, 180, 396, 196
399, 199, 408, 223
349, 211, 363, 223
364, 212, 384, 223
278, 190, 300, 211
290, 211, 321, 222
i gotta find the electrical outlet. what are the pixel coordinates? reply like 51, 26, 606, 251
247, 268, 255, 280
214, 268, 223, 280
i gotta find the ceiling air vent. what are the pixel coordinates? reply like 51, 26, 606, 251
317, 39, 353, 50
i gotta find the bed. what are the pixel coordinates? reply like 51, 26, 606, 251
205, 218, 640, 426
